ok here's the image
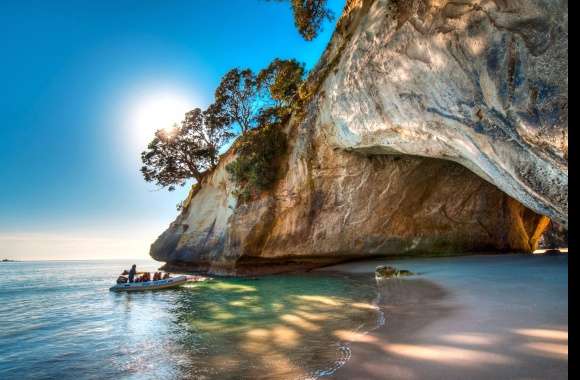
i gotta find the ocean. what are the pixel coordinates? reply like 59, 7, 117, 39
0, 260, 381, 379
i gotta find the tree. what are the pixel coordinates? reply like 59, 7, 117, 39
140, 57, 307, 194
208, 60, 305, 137
140, 108, 233, 190
212, 68, 261, 134
224, 58, 305, 202
198, 106, 235, 166
270, 0, 334, 41
257, 58, 305, 107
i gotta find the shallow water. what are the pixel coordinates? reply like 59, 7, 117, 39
0, 260, 380, 380
323, 254, 568, 380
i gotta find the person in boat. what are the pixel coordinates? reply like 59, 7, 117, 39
128, 264, 137, 282
163, 272, 170, 279
116, 275, 128, 284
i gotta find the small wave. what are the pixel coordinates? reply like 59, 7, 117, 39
305, 299, 385, 380
305, 342, 352, 380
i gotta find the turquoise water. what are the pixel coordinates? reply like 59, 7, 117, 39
0, 260, 380, 379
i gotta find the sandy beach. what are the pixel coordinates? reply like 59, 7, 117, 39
320, 254, 568, 380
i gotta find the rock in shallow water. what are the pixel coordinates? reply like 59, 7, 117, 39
375, 266, 415, 279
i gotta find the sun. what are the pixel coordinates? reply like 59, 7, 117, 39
130, 91, 193, 150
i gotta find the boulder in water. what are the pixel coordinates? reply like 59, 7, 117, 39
375, 265, 414, 280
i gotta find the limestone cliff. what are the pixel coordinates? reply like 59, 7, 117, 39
151, 0, 567, 275
313, 0, 567, 225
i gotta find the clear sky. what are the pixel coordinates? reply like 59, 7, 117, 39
0, 0, 344, 260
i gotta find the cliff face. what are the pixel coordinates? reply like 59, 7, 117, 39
152, 99, 550, 275
315, 0, 567, 225
151, 0, 567, 275
539, 221, 568, 249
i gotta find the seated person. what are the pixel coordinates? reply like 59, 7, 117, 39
163, 272, 170, 279
116, 276, 128, 284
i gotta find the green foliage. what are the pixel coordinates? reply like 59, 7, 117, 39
140, 108, 234, 190
140, 57, 305, 196
211, 60, 305, 134
257, 59, 306, 107
292, 0, 334, 41
270, 0, 334, 41
226, 115, 288, 202
211, 68, 262, 134
224, 58, 306, 202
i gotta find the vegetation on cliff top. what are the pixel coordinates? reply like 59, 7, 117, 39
270, 0, 335, 41
140, 1, 331, 199
225, 59, 304, 201
226, 110, 290, 202
140, 108, 234, 190
140, 59, 305, 197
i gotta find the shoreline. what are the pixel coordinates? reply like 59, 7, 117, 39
321, 254, 568, 380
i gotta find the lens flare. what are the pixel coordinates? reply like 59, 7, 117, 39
130, 91, 193, 150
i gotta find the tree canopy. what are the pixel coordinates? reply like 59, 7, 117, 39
211, 68, 261, 134
210, 59, 305, 134
271, 0, 334, 41
257, 58, 305, 108
139, 1, 334, 197
140, 58, 306, 193
140, 108, 233, 190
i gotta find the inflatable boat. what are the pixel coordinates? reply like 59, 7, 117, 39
109, 275, 189, 292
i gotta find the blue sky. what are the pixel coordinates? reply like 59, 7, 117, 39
0, 0, 344, 259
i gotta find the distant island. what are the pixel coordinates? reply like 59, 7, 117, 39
1, 259, 17, 262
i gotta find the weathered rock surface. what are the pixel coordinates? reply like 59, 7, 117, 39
153, 100, 549, 275
538, 220, 568, 249
316, 0, 567, 225
151, 0, 566, 275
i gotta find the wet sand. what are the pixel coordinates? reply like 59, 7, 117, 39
320, 254, 568, 380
